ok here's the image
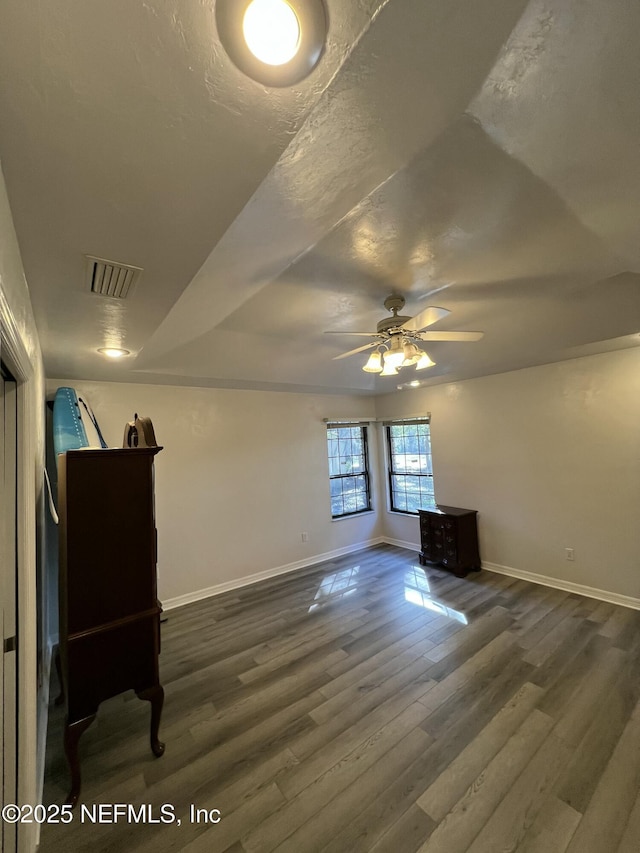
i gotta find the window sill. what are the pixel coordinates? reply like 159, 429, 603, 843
331, 510, 376, 523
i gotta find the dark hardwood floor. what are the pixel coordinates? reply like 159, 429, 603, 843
39, 544, 640, 852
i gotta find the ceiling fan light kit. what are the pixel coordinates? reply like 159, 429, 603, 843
360, 339, 436, 375
325, 294, 483, 377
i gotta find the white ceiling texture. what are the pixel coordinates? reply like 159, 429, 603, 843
0, 0, 638, 395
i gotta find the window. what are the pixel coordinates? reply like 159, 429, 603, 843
326, 423, 372, 518
386, 419, 436, 513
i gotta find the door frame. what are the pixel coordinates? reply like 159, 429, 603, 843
2, 365, 18, 853
0, 286, 40, 853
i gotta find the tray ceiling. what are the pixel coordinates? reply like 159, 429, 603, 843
0, 0, 638, 395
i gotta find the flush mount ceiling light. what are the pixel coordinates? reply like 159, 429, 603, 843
216, 0, 327, 87
98, 347, 130, 359
243, 0, 300, 65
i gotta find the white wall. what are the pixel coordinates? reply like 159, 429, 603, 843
375, 348, 640, 601
0, 161, 45, 849
45, 379, 383, 602
49, 347, 640, 606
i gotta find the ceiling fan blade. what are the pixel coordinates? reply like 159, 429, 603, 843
324, 331, 380, 337
401, 306, 451, 332
332, 342, 378, 360
417, 330, 484, 341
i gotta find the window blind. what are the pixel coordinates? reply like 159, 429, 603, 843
381, 415, 430, 426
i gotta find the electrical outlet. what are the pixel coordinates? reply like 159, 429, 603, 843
565, 548, 575, 561
301, 531, 308, 543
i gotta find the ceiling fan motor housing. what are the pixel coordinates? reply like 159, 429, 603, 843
378, 294, 411, 333
377, 316, 412, 333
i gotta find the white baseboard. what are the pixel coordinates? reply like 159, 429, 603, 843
162, 537, 386, 611
482, 560, 640, 611
382, 536, 420, 552
163, 539, 640, 614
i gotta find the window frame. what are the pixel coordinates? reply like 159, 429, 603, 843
326, 423, 372, 519
385, 419, 436, 515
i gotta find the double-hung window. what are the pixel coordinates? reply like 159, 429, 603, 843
385, 418, 436, 513
326, 423, 372, 518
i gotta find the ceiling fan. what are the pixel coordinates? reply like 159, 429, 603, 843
324, 295, 483, 376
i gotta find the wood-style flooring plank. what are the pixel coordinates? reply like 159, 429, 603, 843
417, 629, 517, 713
552, 647, 640, 814
282, 681, 435, 798
318, 618, 442, 698
536, 634, 614, 721
148, 783, 286, 853
241, 701, 432, 853
550, 646, 627, 747
527, 618, 596, 690
616, 787, 640, 853
417, 681, 544, 822
522, 607, 588, 667
420, 645, 536, 741
465, 732, 571, 853
413, 710, 554, 853
565, 697, 640, 853
272, 728, 432, 853
423, 605, 513, 663
309, 645, 437, 727
38, 545, 640, 853
367, 804, 436, 853
515, 796, 582, 853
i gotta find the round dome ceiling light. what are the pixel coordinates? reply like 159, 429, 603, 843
216, 0, 327, 87
98, 347, 130, 359
243, 0, 301, 66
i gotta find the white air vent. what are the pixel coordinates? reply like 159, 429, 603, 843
85, 255, 142, 299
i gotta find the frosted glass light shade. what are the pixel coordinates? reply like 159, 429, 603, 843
362, 350, 383, 373
415, 351, 436, 370
402, 343, 422, 366
243, 0, 301, 65
380, 359, 399, 376
384, 335, 409, 369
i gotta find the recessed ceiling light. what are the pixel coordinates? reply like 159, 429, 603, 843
243, 0, 301, 66
216, 0, 327, 87
98, 347, 130, 359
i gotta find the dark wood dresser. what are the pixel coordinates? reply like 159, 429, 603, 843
418, 505, 481, 578
57, 447, 165, 805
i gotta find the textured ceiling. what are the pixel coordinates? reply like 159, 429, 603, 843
0, 0, 638, 395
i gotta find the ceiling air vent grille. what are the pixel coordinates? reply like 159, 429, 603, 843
86, 255, 142, 299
